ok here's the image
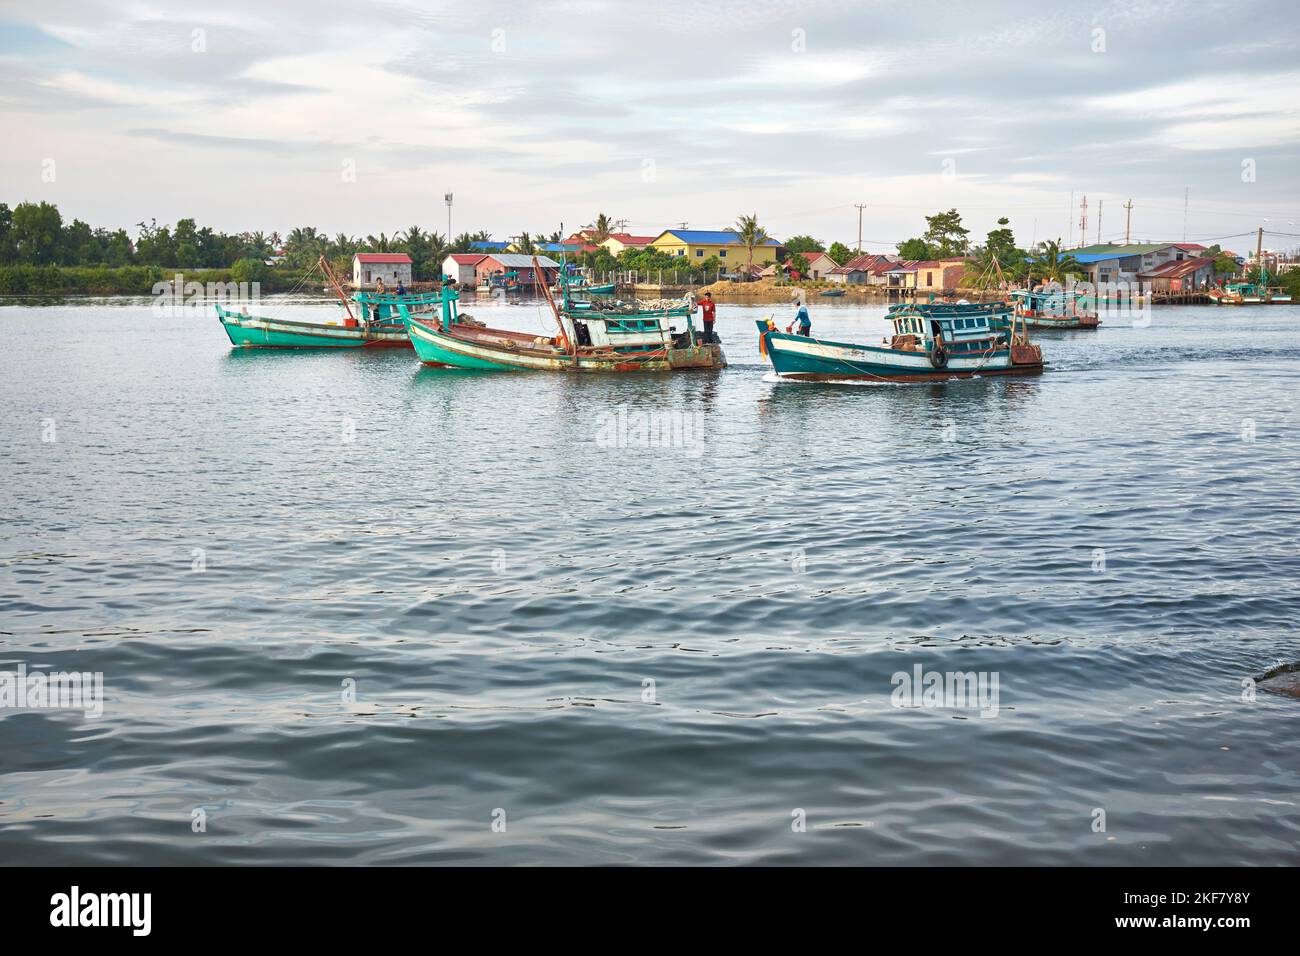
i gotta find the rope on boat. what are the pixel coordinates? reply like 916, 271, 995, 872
267, 258, 324, 320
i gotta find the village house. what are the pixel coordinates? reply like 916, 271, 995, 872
883, 261, 918, 288
600, 234, 657, 255
1063, 243, 1194, 285
649, 229, 782, 267
474, 253, 561, 292
1138, 256, 1219, 292
443, 253, 487, 286
912, 259, 967, 292
352, 252, 412, 289
470, 240, 510, 252
827, 254, 900, 285
760, 250, 839, 281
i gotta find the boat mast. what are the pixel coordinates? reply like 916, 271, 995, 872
533, 256, 573, 354
318, 255, 357, 323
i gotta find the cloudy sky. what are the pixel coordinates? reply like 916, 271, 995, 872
3, 0, 1298, 251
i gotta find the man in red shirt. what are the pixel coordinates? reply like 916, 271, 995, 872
696, 292, 717, 343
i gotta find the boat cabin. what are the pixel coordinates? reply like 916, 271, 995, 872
887, 304, 1009, 354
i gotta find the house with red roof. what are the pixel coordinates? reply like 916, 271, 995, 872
760, 250, 839, 281
828, 254, 900, 285
353, 252, 413, 289
443, 253, 488, 286
600, 234, 657, 255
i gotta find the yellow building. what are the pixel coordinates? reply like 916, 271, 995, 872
599, 234, 657, 255
649, 229, 781, 267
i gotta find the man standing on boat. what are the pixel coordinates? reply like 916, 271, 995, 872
695, 292, 717, 343
791, 300, 812, 337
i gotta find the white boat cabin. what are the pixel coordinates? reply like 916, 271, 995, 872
888, 307, 1010, 354
561, 311, 683, 352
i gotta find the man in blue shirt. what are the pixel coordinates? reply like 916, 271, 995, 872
793, 302, 812, 336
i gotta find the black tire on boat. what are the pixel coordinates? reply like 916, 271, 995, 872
929, 344, 948, 369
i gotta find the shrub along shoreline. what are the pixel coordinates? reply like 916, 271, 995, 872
0, 264, 314, 297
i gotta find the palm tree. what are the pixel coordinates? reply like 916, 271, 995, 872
961, 246, 1010, 290
590, 213, 613, 243
284, 226, 323, 267
364, 232, 397, 253
1033, 239, 1085, 283
735, 213, 768, 275
514, 232, 536, 255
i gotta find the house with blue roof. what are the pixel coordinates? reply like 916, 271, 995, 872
469, 240, 510, 252
1055, 243, 1188, 284
649, 229, 782, 268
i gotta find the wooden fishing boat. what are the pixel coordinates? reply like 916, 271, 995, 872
1206, 287, 1242, 305
216, 256, 431, 349
819, 288, 846, 297
404, 258, 724, 372
758, 301, 1043, 382
1010, 289, 1099, 329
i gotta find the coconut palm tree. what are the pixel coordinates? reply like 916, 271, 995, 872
589, 213, 613, 243
735, 213, 769, 275
1033, 239, 1085, 283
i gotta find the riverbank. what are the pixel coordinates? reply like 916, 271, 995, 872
0, 264, 314, 297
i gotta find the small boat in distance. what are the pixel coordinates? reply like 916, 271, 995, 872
1010, 288, 1100, 329
216, 256, 424, 349
405, 258, 725, 372
758, 300, 1043, 382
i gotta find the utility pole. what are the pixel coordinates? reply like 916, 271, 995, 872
1097, 199, 1103, 244
1123, 199, 1134, 245
1256, 225, 1265, 280
1078, 195, 1088, 246
444, 192, 453, 244
854, 203, 867, 253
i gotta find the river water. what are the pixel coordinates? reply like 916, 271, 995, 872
1, 296, 1297, 865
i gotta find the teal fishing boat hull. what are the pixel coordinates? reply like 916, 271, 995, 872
407, 316, 724, 372
758, 318, 1043, 382
216, 305, 410, 349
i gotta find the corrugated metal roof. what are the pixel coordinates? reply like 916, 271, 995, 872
482, 253, 561, 268
1068, 243, 1181, 256
447, 254, 488, 265
655, 229, 781, 246
470, 240, 510, 250
1139, 256, 1216, 279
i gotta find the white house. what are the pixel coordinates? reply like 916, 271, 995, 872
443, 254, 487, 286
353, 253, 413, 289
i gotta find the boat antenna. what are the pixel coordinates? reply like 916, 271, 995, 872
319, 254, 357, 324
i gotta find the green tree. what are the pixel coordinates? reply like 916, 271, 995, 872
921, 208, 969, 257
231, 257, 268, 285
897, 237, 932, 260
11, 201, 63, 264
828, 241, 852, 265
1032, 239, 1085, 282
735, 213, 769, 272
783, 235, 824, 255
589, 213, 613, 243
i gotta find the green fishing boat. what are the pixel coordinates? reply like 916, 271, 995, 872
1010, 289, 1100, 329
404, 259, 723, 372
216, 256, 434, 349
